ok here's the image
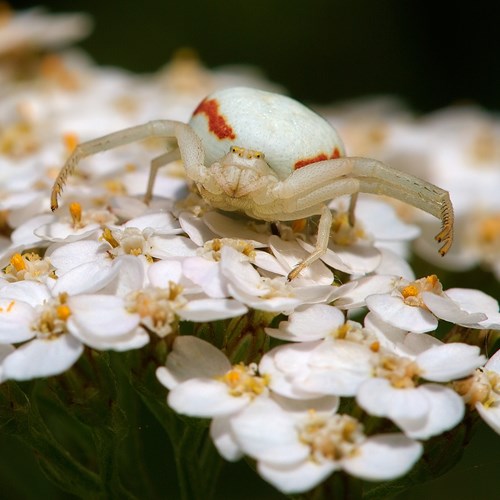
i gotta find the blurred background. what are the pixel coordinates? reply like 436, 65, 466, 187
12, 0, 500, 112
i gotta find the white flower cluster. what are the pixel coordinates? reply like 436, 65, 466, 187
0, 7, 499, 496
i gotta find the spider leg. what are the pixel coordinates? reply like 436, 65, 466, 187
287, 204, 332, 281
347, 192, 358, 227
51, 120, 204, 210
270, 156, 453, 256
144, 148, 181, 204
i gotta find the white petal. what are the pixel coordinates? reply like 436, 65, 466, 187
365, 313, 442, 357
343, 434, 422, 480
68, 295, 141, 340
177, 298, 247, 321
404, 384, 464, 439
327, 243, 381, 274
416, 343, 486, 381
149, 235, 198, 258
354, 197, 421, 241
333, 275, 397, 309
231, 397, 310, 464
445, 288, 499, 315
124, 212, 182, 234
156, 335, 231, 389
367, 294, 438, 333
265, 304, 345, 342
2, 335, 83, 381
485, 349, 500, 373
210, 416, 244, 461
258, 459, 337, 494
168, 378, 250, 417
51, 260, 115, 295
182, 257, 229, 298
34, 221, 101, 242
357, 378, 429, 425
271, 393, 339, 418
48, 240, 106, 274
375, 247, 416, 281
0, 299, 36, 343
178, 211, 217, 246
422, 292, 487, 325
0, 280, 51, 306
476, 402, 500, 435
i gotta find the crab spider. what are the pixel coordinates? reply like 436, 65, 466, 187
51, 87, 453, 280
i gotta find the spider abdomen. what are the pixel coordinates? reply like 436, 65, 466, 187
189, 87, 345, 180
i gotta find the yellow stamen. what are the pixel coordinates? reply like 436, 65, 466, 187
63, 132, 79, 153
425, 274, 438, 286
101, 227, 120, 248
401, 285, 419, 299
225, 370, 241, 384
10, 253, 26, 272
56, 304, 71, 321
69, 201, 82, 225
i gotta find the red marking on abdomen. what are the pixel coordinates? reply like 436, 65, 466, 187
294, 148, 341, 170
192, 98, 236, 140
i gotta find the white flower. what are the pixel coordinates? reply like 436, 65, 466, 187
336, 273, 500, 333
260, 321, 379, 399
220, 246, 335, 313
156, 336, 270, 418
453, 349, 500, 435
0, 280, 145, 381
231, 397, 422, 494
356, 342, 485, 439
156, 335, 269, 461
34, 202, 117, 243
48, 241, 145, 295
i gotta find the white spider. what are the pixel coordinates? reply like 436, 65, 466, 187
51, 87, 453, 279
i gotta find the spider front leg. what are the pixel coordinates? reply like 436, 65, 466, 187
274, 156, 454, 254
262, 156, 454, 279
50, 120, 204, 210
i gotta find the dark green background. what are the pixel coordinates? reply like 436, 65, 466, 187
13, 0, 500, 111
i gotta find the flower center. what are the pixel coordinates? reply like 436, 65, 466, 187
331, 321, 380, 351
330, 211, 366, 246
375, 355, 421, 388
398, 274, 443, 307
298, 413, 365, 463
33, 293, 72, 339
4, 252, 53, 281
453, 368, 500, 408
218, 363, 269, 397
200, 238, 255, 262
101, 227, 153, 260
125, 284, 186, 337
